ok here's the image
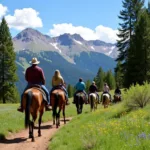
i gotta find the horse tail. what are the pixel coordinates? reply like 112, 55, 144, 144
54, 93, 59, 116
90, 95, 94, 109
25, 91, 32, 128
103, 95, 106, 103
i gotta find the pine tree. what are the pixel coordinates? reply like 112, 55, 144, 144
114, 61, 123, 88
95, 67, 104, 91
117, 0, 144, 62
85, 80, 91, 92
67, 84, 74, 98
116, 0, 144, 87
126, 9, 150, 86
105, 70, 116, 90
0, 18, 18, 103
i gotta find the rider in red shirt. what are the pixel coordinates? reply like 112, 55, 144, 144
17, 57, 51, 112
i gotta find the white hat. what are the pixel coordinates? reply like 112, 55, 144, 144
92, 81, 95, 84
29, 57, 40, 64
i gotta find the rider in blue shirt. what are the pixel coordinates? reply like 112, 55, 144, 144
72, 78, 87, 104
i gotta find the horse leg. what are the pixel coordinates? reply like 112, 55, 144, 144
56, 109, 61, 128
29, 121, 32, 138
31, 121, 35, 142
38, 111, 43, 137
53, 109, 56, 125
80, 103, 83, 114
62, 106, 66, 124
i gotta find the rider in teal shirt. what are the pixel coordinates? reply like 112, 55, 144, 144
73, 78, 87, 103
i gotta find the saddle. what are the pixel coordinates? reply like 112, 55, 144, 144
24, 84, 47, 103
53, 85, 64, 91
75, 91, 85, 97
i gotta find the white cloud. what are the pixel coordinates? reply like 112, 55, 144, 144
95, 25, 119, 43
0, 4, 8, 18
5, 8, 43, 30
49, 23, 118, 43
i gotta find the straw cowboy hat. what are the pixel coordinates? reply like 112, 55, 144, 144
29, 57, 40, 64
92, 81, 95, 84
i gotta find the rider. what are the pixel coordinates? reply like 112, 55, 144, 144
72, 78, 87, 104
101, 83, 112, 101
50, 70, 69, 105
17, 57, 52, 112
114, 86, 121, 99
88, 81, 100, 103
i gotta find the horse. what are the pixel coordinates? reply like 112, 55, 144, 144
89, 93, 98, 112
113, 94, 121, 103
22, 88, 45, 142
75, 92, 85, 114
102, 93, 110, 108
50, 89, 66, 128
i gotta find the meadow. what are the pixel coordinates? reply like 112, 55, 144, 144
1, 87, 150, 150
49, 103, 150, 150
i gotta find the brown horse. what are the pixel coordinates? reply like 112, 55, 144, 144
50, 89, 66, 128
102, 93, 110, 108
22, 88, 45, 142
113, 94, 121, 103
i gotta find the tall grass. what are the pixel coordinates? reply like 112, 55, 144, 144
49, 103, 150, 150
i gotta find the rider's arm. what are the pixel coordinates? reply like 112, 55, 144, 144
41, 69, 46, 85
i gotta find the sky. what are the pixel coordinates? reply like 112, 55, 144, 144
0, 0, 149, 43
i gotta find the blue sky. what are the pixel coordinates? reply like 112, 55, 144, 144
0, 0, 149, 43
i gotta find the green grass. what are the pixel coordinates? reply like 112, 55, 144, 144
0, 98, 89, 140
49, 103, 150, 150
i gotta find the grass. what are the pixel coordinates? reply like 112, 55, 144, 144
0, 97, 90, 140
49, 103, 150, 150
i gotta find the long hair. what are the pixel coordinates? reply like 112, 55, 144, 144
53, 70, 62, 80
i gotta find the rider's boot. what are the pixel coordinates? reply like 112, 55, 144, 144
45, 101, 52, 111
17, 105, 24, 113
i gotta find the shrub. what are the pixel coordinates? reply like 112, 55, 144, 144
123, 82, 150, 110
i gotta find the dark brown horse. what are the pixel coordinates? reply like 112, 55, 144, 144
75, 92, 85, 114
50, 89, 66, 128
22, 88, 45, 142
113, 94, 121, 103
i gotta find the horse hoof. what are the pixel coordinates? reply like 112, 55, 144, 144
38, 134, 41, 137
32, 139, 35, 142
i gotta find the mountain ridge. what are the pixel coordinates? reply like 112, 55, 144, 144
13, 28, 118, 61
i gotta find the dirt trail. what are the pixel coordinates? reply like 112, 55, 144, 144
0, 118, 71, 150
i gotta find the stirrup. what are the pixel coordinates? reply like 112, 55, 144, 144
45, 105, 52, 111
17, 107, 24, 113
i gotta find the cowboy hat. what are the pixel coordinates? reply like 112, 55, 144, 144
92, 81, 95, 84
29, 57, 40, 64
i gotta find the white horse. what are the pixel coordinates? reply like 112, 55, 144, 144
89, 93, 98, 112
102, 93, 110, 108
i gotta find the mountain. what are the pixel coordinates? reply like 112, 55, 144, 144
13, 28, 117, 94
13, 28, 118, 60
